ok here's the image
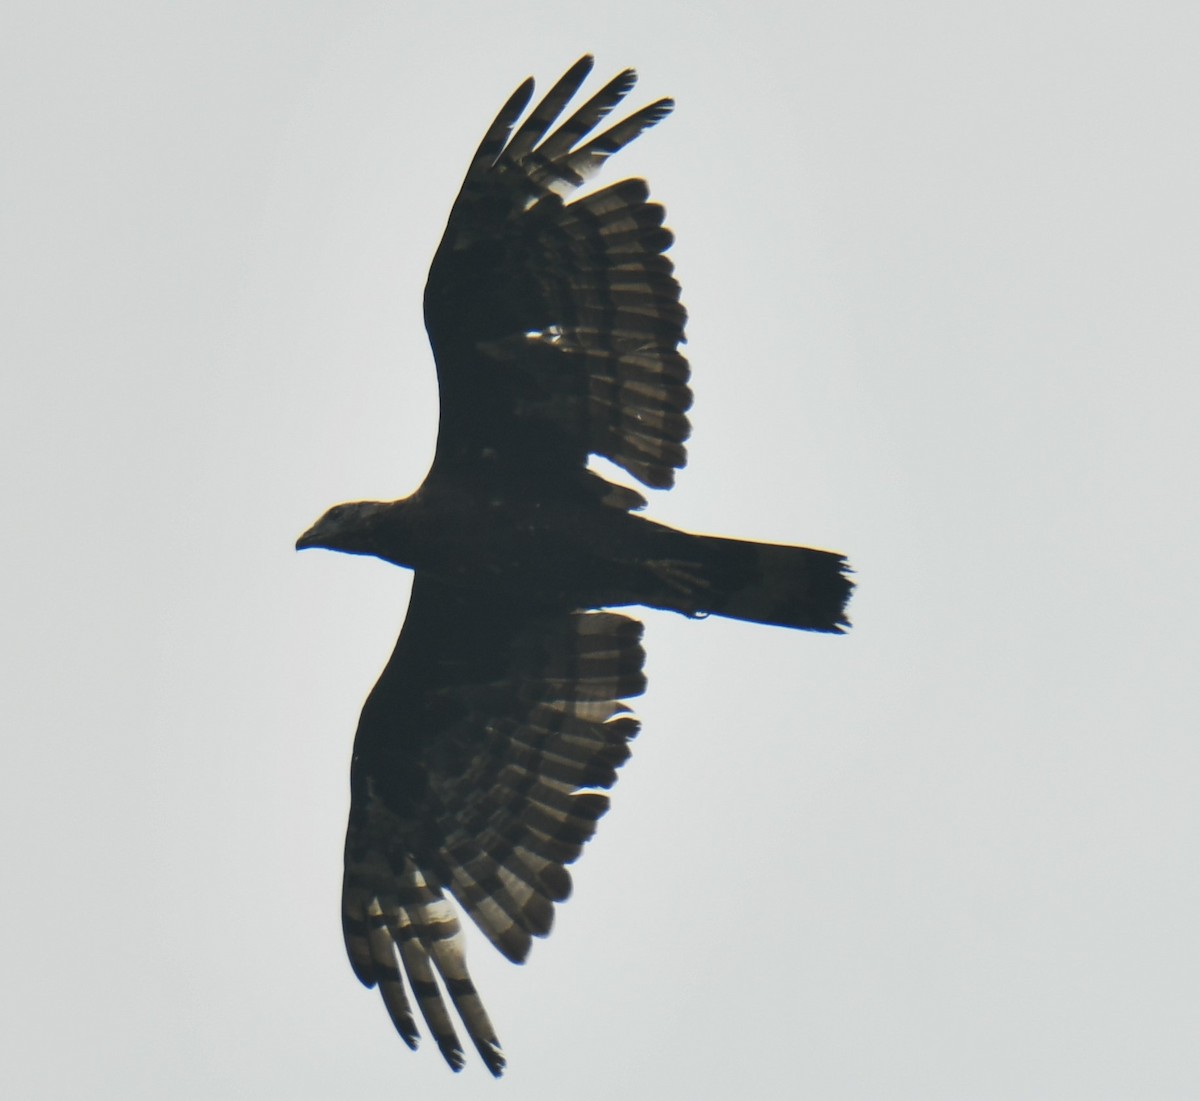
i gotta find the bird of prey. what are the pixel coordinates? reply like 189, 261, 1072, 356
297, 56, 852, 1076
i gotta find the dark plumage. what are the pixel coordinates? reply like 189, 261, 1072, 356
297, 56, 852, 1077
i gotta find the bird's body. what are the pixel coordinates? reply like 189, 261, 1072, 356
302, 481, 849, 628
297, 56, 852, 1077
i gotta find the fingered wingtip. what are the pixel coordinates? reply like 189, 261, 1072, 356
480, 1042, 507, 1078
438, 1042, 467, 1073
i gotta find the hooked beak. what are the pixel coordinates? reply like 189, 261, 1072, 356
295, 500, 390, 558
295, 517, 328, 552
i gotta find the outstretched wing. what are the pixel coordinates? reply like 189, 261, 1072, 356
342, 575, 646, 1075
423, 56, 691, 502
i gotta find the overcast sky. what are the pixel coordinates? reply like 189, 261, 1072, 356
4, 2, 1198, 1098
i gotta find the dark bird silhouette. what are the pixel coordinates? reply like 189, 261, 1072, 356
297, 56, 852, 1077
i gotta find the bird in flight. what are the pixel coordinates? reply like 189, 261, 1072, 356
297, 56, 852, 1076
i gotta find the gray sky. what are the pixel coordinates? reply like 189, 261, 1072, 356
4, 2, 1198, 1097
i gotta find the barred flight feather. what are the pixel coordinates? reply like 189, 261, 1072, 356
342, 846, 505, 1075
341, 597, 645, 1072
502, 60, 595, 160
529, 67, 636, 164
430, 53, 690, 495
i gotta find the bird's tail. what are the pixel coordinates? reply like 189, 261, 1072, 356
642, 530, 853, 633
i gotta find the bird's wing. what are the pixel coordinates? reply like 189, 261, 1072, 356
342, 573, 646, 1075
423, 56, 690, 505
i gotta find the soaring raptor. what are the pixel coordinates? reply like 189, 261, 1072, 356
297, 56, 852, 1076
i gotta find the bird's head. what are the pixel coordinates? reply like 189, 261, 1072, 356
295, 500, 390, 556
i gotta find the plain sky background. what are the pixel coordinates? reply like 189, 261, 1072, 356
4, 2, 1198, 1097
